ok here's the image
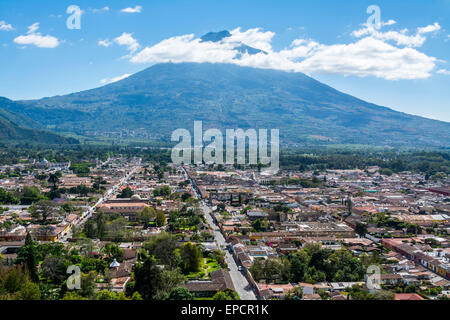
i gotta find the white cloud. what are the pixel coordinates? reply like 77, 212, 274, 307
98, 39, 112, 47
27, 22, 40, 34
0, 21, 14, 31
351, 22, 441, 47
383, 20, 397, 26
100, 73, 132, 84
288, 37, 436, 80
13, 22, 59, 48
437, 69, 450, 75
121, 6, 142, 13
129, 26, 438, 80
114, 32, 140, 52
417, 22, 441, 34
90, 7, 110, 14
225, 27, 275, 52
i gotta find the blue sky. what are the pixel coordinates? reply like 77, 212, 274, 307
0, 0, 449, 122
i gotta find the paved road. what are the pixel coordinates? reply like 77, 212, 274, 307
182, 166, 257, 300
61, 163, 141, 242
201, 203, 258, 300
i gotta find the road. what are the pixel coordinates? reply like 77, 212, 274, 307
182, 166, 258, 300
201, 203, 258, 300
61, 162, 141, 242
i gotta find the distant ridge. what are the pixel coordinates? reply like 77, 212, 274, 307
0, 97, 79, 145
2, 61, 449, 148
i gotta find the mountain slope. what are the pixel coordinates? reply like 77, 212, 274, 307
8, 62, 450, 147
0, 98, 79, 145
0, 97, 43, 129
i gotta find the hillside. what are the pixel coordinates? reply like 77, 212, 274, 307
4, 63, 450, 148
0, 98, 79, 145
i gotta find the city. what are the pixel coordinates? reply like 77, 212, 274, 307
1, 153, 448, 301
0, 0, 449, 314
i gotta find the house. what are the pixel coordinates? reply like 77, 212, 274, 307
258, 284, 294, 300
246, 211, 269, 221
302, 293, 322, 300
379, 274, 402, 286
184, 270, 235, 297
97, 202, 150, 221
394, 293, 425, 301
297, 282, 323, 295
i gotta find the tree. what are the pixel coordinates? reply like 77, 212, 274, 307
252, 219, 264, 232
133, 257, 164, 300
373, 290, 395, 300
62, 291, 86, 300
210, 250, 227, 268
16, 233, 38, 282
180, 242, 202, 273
47, 173, 60, 189
285, 286, 303, 300
156, 269, 187, 299
155, 210, 166, 227
0, 188, 19, 205
355, 222, 368, 237
84, 219, 97, 238
346, 196, 353, 217
80, 271, 97, 298
153, 186, 171, 197
213, 289, 238, 300
94, 210, 107, 239
96, 290, 128, 300
29, 200, 57, 223
0, 266, 41, 300
20, 186, 46, 205
118, 187, 134, 198
41, 256, 66, 284
137, 207, 156, 227
144, 233, 179, 268
213, 291, 233, 300
166, 287, 194, 300
102, 243, 124, 262
181, 192, 192, 202
0, 265, 29, 294
17, 281, 41, 300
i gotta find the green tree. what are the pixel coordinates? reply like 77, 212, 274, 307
137, 207, 156, 227
355, 222, 368, 237
17, 282, 41, 300
213, 289, 238, 300
118, 187, 134, 198
16, 233, 38, 282
180, 242, 202, 273
102, 243, 124, 262
285, 286, 303, 300
29, 200, 57, 223
155, 210, 166, 227
47, 173, 60, 189
166, 287, 194, 300
41, 256, 66, 284
94, 210, 107, 239
20, 186, 46, 205
133, 257, 164, 300
144, 233, 180, 268
80, 271, 97, 298
96, 290, 128, 300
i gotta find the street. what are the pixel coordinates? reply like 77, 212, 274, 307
183, 166, 257, 300
201, 203, 258, 300
61, 161, 141, 242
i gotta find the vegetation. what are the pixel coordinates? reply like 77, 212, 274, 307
249, 244, 364, 284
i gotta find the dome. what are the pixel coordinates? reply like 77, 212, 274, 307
131, 194, 141, 200
109, 259, 120, 268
